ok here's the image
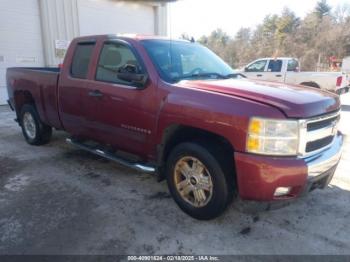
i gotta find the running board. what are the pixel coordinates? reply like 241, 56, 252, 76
66, 138, 156, 174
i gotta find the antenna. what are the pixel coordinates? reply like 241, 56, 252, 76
169, 2, 173, 73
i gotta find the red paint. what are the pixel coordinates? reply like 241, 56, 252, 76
234, 152, 307, 200
336, 76, 343, 87
6, 35, 341, 202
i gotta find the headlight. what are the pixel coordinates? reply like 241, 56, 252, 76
246, 117, 299, 156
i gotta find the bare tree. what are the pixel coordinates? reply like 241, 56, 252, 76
198, 1, 350, 71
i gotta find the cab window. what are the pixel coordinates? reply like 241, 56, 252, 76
96, 42, 141, 85
287, 59, 299, 72
267, 60, 282, 72
245, 60, 267, 72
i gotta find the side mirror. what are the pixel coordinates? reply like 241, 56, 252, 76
244, 67, 248, 72
116, 72, 148, 87
117, 64, 148, 87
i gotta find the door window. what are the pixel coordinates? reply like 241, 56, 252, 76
267, 60, 282, 72
96, 43, 141, 85
245, 60, 267, 72
71, 43, 95, 79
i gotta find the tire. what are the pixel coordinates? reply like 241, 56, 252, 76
20, 104, 52, 145
165, 142, 235, 220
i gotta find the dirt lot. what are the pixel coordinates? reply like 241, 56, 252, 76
0, 94, 350, 255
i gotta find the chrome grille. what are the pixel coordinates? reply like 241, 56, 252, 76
307, 115, 340, 131
305, 136, 334, 153
299, 111, 340, 156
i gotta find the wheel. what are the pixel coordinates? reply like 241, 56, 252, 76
165, 142, 235, 220
20, 104, 52, 145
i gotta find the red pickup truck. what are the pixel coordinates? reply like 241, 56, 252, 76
6, 35, 343, 220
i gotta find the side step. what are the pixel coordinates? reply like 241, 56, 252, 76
66, 138, 156, 174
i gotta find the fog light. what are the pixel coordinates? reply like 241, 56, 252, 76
274, 187, 291, 197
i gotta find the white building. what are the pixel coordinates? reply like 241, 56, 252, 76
0, 0, 170, 105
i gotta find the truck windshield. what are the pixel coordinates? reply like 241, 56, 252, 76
141, 39, 236, 83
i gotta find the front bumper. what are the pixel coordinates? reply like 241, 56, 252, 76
234, 132, 343, 205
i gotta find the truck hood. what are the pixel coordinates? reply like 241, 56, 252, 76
176, 78, 340, 118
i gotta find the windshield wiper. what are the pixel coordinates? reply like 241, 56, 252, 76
173, 72, 246, 82
173, 72, 227, 82
224, 73, 246, 79
191, 72, 229, 79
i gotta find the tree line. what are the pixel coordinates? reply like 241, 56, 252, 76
186, 0, 350, 71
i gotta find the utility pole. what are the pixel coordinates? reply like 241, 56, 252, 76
317, 53, 321, 72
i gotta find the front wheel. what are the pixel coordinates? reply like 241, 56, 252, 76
166, 142, 234, 220
20, 104, 52, 145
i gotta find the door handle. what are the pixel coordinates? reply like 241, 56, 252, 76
276, 74, 282, 77
88, 90, 103, 98
256, 74, 262, 77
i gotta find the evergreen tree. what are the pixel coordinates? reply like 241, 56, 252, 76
315, 0, 332, 18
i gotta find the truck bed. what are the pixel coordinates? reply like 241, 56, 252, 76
285, 71, 346, 92
11, 67, 60, 73
6, 67, 62, 129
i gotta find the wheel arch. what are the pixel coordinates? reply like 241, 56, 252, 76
157, 124, 236, 183
13, 90, 36, 123
300, 81, 320, 89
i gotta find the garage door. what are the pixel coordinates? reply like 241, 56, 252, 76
78, 0, 155, 36
0, 0, 44, 105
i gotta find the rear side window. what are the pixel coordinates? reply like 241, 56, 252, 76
287, 59, 299, 72
71, 43, 95, 79
267, 60, 282, 72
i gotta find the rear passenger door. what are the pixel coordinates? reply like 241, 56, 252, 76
58, 41, 96, 137
264, 59, 284, 82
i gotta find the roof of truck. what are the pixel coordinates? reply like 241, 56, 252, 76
73, 34, 189, 42
257, 57, 297, 60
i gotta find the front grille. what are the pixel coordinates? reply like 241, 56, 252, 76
300, 111, 340, 155
306, 136, 334, 153
307, 115, 339, 131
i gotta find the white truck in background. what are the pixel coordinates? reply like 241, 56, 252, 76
240, 57, 349, 94
342, 56, 350, 74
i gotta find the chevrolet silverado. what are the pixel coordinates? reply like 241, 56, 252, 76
6, 35, 343, 220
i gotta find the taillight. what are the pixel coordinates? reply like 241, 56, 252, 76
336, 76, 343, 87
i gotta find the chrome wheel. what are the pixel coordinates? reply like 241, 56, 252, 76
23, 112, 36, 139
174, 156, 213, 208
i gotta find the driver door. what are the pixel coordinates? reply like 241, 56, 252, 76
83, 41, 157, 157
243, 59, 268, 80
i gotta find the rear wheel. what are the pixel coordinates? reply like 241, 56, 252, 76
166, 142, 235, 220
20, 104, 52, 145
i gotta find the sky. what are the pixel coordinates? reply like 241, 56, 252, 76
168, 0, 349, 39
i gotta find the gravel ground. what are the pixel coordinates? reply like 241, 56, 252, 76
0, 94, 349, 255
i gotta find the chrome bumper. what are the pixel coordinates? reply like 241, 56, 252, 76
304, 132, 343, 177
336, 86, 349, 95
